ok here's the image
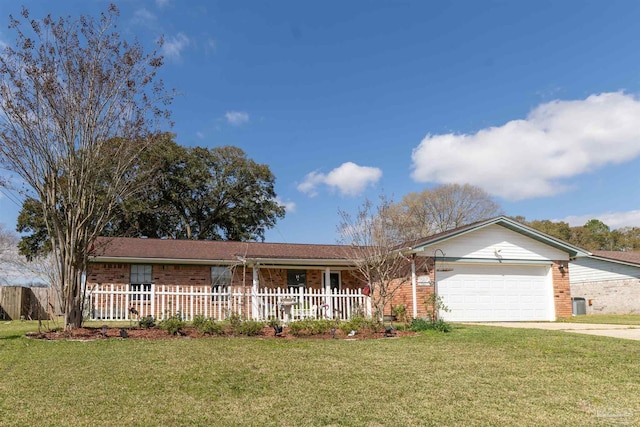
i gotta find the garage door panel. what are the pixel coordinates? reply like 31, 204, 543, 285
438, 264, 552, 322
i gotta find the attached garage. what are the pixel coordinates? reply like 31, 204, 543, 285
395, 216, 589, 321
437, 264, 554, 321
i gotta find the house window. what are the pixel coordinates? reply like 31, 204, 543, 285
130, 264, 152, 301
287, 269, 306, 291
211, 266, 232, 291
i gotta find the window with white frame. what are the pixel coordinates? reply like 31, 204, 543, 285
211, 266, 232, 291
130, 264, 152, 301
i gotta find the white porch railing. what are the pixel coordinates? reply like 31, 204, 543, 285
87, 284, 371, 322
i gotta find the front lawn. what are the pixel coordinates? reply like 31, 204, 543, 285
1, 321, 639, 426
561, 314, 640, 325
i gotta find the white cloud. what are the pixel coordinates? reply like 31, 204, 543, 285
156, 0, 170, 8
561, 210, 640, 230
225, 111, 250, 126
276, 197, 296, 214
411, 92, 640, 201
133, 8, 156, 26
161, 33, 190, 61
297, 162, 382, 197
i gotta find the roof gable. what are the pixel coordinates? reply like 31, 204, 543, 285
406, 216, 590, 258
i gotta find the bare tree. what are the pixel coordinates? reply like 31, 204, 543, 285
0, 224, 20, 285
388, 183, 503, 242
338, 197, 413, 322
0, 6, 172, 328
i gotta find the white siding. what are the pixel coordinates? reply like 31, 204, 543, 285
423, 224, 568, 261
569, 257, 640, 284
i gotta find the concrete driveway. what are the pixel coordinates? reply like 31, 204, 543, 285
469, 322, 640, 341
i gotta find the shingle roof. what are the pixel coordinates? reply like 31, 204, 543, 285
591, 250, 640, 266
92, 236, 350, 262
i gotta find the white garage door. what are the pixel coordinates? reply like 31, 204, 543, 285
437, 264, 553, 322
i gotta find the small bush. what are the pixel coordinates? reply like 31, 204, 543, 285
410, 317, 451, 333
197, 318, 224, 335
227, 312, 243, 329
339, 317, 381, 335
138, 316, 156, 329
237, 320, 264, 336
288, 319, 336, 336
159, 314, 185, 335
287, 321, 305, 336
431, 319, 452, 333
192, 315, 207, 330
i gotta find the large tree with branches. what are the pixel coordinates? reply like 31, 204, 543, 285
0, 5, 172, 328
386, 183, 503, 243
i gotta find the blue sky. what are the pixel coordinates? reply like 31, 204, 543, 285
1, 0, 640, 244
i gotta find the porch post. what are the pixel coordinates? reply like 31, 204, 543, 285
411, 256, 417, 318
252, 264, 260, 320
324, 267, 332, 319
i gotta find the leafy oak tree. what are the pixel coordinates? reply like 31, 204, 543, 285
17, 135, 286, 258
0, 6, 173, 328
106, 137, 285, 241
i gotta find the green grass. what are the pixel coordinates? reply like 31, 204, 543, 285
560, 314, 640, 325
1, 321, 639, 426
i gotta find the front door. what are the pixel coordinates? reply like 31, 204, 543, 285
322, 272, 340, 291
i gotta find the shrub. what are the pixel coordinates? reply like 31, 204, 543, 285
339, 317, 381, 335
138, 316, 156, 329
410, 317, 451, 333
192, 315, 207, 330
431, 319, 452, 333
287, 321, 304, 336
237, 320, 264, 336
197, 318, 224, 335
191, 315, 224, 335
227, 312, 243, 329
159, 314, 185, 335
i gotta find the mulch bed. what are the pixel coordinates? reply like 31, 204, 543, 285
27, 326, 417, 341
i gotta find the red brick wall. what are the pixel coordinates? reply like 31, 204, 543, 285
88, 263, 365, 291
552, 260, 572, 319
388, 257, 434, 318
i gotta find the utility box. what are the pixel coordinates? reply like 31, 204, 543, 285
572, 297, 587, 316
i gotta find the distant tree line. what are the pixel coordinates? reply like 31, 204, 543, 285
513, 217, 640, 252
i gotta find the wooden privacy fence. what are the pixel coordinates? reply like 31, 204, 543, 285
87, 284, 371, 323
0, 286, 60, 320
